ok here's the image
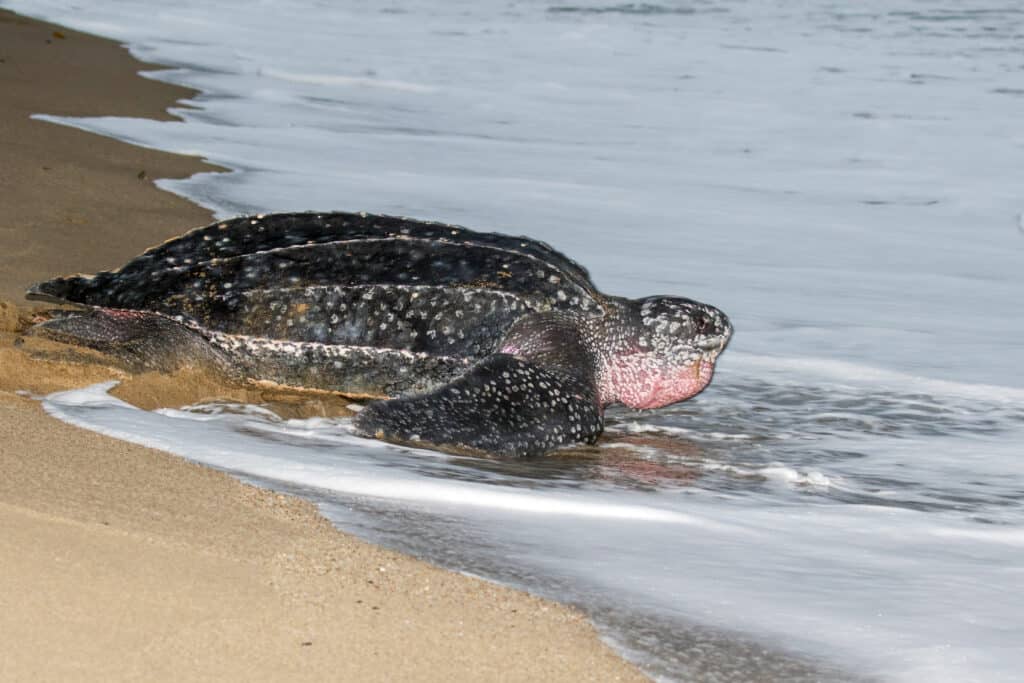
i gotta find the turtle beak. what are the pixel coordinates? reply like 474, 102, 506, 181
718, 314, 733, 350
696, 337, 722, 353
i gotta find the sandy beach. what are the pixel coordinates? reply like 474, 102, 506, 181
0, 9, 645, 681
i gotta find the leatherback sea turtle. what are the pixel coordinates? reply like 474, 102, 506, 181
28, 212, 732, 457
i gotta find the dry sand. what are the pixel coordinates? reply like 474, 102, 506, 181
0, 10, 646, 681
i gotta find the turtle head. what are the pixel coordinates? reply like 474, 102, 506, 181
595, 296, 732, 410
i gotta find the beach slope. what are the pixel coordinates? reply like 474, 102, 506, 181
0, 10, 645, 681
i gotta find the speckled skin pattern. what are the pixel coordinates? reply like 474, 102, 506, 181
29, 211, 732, 457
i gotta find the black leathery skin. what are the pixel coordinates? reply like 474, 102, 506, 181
30, 308, 235, 376
29, 213, 603, 318
353, 354, 602, 458
32, 308, 471, 396
171, 285, 537, 356
79, 212, 596, 295
210, 331, 472, 397
498, 311, 598, 382
31, 239, 600, 351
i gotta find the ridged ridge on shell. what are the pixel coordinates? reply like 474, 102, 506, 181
29, 212, 606, 357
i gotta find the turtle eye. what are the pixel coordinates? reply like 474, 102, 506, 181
693, 312, 712, 334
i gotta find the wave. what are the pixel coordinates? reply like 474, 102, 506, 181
262, 68, 437, 93
725, 352, 1024, 403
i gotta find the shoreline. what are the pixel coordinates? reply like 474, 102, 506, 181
0, 9, 646, 681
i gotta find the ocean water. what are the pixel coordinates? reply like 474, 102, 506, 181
6, 0, 1024, 680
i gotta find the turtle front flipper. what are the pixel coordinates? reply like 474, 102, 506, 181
30, 308, 234, 376
352, 354, 602, 458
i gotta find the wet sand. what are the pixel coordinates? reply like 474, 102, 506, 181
0, 10, 645, 681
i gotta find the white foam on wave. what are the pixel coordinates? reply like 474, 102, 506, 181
38, 381, 1024, 681
262, 67, 437, 93
757, 466, 833, 488
929, 526, 1024, 547
46, 380, 122, 406
700, 461, 837, 489
159, 401, 284, 422
31, 114, 216, 165
725, 352, 1024, 404
610, 420, 757, 441
43, 384, 731, 527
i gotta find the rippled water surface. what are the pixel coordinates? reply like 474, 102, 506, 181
6, 0, 1023, 680
43, 360, 1024, 682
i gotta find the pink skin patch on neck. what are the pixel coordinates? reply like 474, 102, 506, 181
600, 356, 716, 409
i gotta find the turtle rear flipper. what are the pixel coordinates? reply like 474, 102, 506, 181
30, 308, 233, 376
353, 354, 603, 458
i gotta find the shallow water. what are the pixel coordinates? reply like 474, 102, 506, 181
43, 364, 1024, 681
6, 0, 1024, 679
